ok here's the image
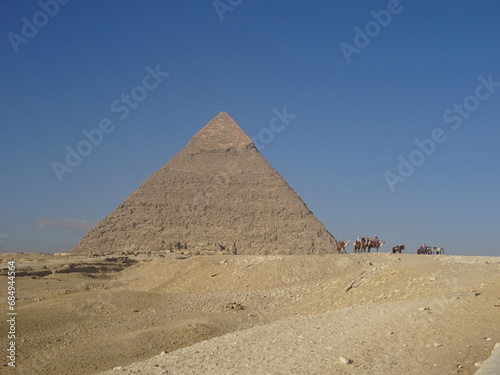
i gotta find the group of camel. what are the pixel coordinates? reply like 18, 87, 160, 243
336, 238, 388, 254
336, 239, 408, 254
337, 240, 447, 255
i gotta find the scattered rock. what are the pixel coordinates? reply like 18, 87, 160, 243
419, 307, 431, 311
345, 281, 356, 292
475, 361, 483, 367
225, 302, 245, 311
345, 276, 363, 292
339, 356, 353, 365
433, 343, 443, 347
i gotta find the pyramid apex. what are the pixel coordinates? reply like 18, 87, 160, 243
186, 112, 254, 152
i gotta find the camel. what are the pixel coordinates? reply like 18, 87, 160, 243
337, 240, 351, 254
353, 241, 359, 253
367, 239, 386, 252
392, 245, 405, 254
353, 240, 362, 253
353, 239, 368, 253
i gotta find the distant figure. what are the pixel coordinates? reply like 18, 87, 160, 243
392, 245, 405, 254
417, 244, 431, 255
367, 238, 386, 252
353, 239, 362, 253
337, 240, 351, 254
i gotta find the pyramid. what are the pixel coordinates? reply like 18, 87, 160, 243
70, 112, 338, 255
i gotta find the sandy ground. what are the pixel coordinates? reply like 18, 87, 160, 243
1, 252, 499, 374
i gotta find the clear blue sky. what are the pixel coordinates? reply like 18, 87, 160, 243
1, 1, 499, 256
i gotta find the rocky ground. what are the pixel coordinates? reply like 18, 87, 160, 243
1, 252, 499, 374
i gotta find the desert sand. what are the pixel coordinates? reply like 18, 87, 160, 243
1, 252, 499, 375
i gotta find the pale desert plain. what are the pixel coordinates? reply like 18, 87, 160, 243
1, 251, 499, 375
